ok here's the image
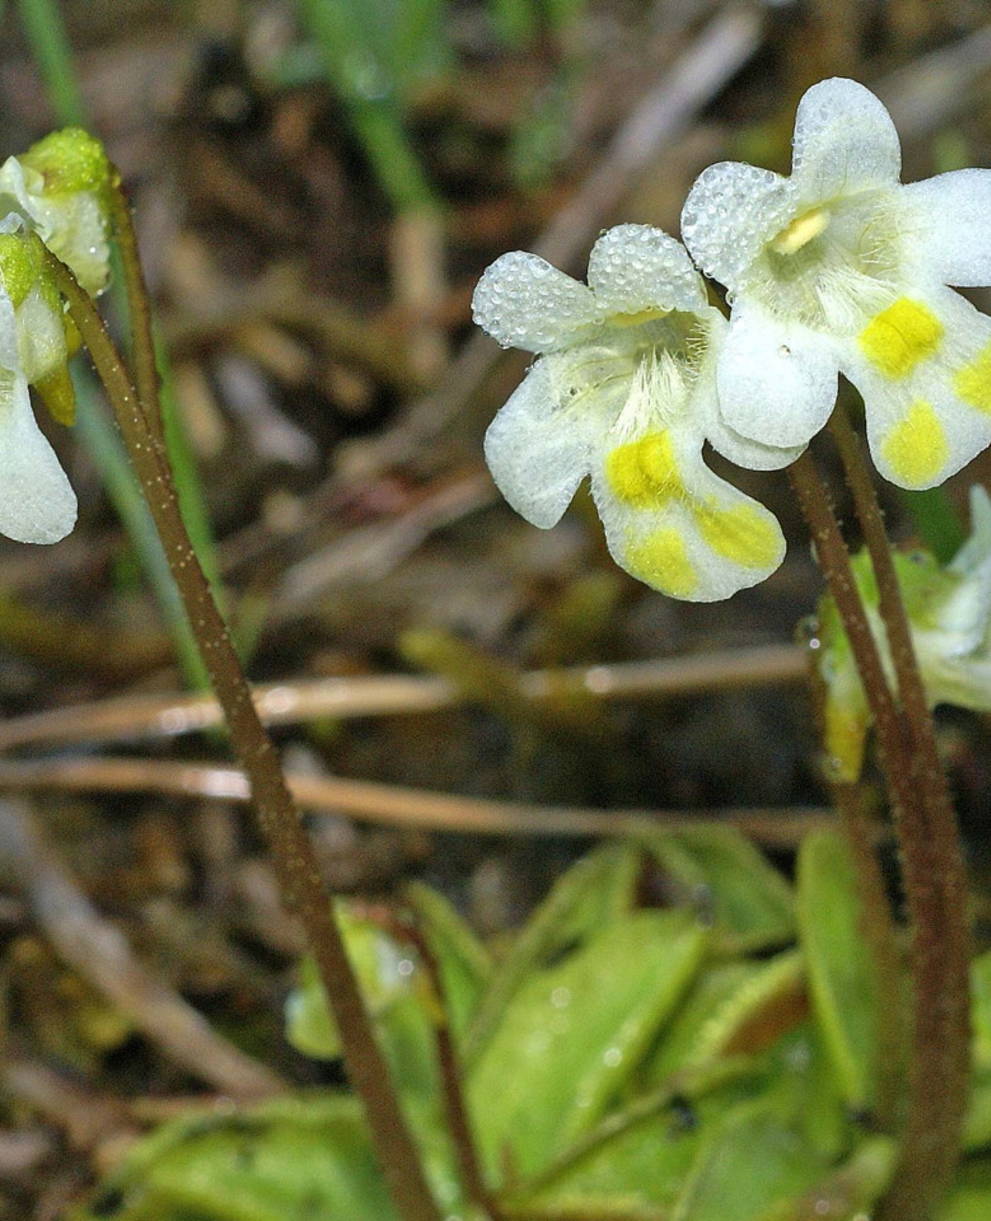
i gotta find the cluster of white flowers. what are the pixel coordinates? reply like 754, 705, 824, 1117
0, 128, 110, 545
474, 78, 991, 602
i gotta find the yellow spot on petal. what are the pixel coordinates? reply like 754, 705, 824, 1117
626, 527, 696, 597
954, 341, 991, 413
859, 298, 943, 379
605, 430, 683, 507
695, 502, 781, 569
880, 401, 948, 488
769, 207, 831, 255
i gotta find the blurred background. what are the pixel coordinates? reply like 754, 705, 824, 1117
3, 1, 991, 1214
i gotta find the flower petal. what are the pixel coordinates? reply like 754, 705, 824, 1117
472, 251, 598, 353
840, 286, 991, 489
0, 367, 76, 543
681, 161, 793, 287
705, 408, 805, 472
591, 419, 785, 602
586, 224, 706, 315
900, 169, 991, 288
484, 357, 594, 528
791, 78, 901, 197
715, 304, 839, 449
16, 286, 67, 384
36, 190, 110, 297
688, 332, 805, 470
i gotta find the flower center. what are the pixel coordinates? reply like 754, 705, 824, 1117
552, 310, 707, 423
770, 207, 831, 255
753, 190, 902, 333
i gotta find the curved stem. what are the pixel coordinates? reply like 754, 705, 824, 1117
106, 175, 162, 447
828, 409, 970, 1219
45, 242, 443, 1221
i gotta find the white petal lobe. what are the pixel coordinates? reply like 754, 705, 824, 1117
472, 252, 598, 353
483, 359, 590, 529
0, 370, 76, 544
587, 224, 705, 314
901, 170, 991, 288
791, 77, 901, 196
681, 161, 792, 287
716, 308, 838, 449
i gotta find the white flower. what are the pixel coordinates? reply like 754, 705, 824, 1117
681, 77, 991, 491
472, 224, 796, 601
818, 485, 991, 780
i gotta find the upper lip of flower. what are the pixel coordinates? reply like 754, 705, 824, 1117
680, 76, 991, 493
472, 223, 795, 602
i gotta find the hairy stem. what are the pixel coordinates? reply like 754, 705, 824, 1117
106, 177, 164, 447
828, 408, 970, 1219
790, 447, 968, 1220
46, 242, 442, 1221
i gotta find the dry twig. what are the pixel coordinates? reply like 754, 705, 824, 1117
0, 756, 830, 850
0, 643, 805, 752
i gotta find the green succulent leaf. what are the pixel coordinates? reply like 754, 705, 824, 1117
941, 1157, 991, 1220
70, 1095, 401, 1221
645, 951, 806, 1090
757, 1136, 896, 1221
404, 879, 492, 1048
464, 840, 643, 1063
512, 1061, 760, 1217
670, 1097, 830, 1221
468, 908, 708, 1181
959, 951, 991, 1151
796, 829, 882, 1112
639, 825, 796, 952
284, 906, 440, 1108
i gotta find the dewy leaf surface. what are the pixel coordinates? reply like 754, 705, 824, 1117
464, 839, 643, 1063
468, 908, 708, 1181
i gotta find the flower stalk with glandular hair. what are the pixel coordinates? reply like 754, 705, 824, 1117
41, 173, 445, 1221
